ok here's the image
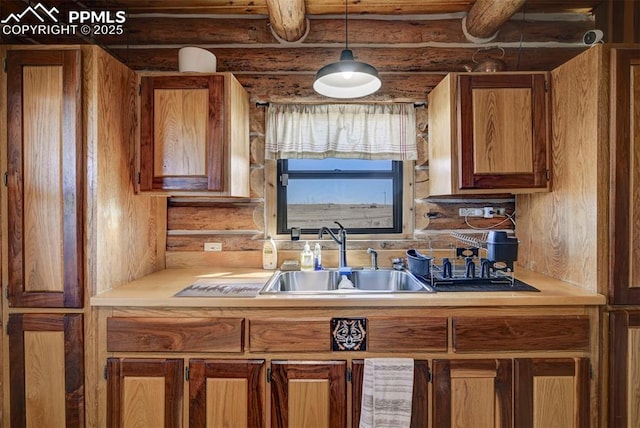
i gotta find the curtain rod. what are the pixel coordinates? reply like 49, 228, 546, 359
256, 102, 426, 108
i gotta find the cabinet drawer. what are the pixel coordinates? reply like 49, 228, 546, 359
107, 317, 244, 352
249, 318, 330, 352
368, 317, 448, 352
453, 316, 590, 352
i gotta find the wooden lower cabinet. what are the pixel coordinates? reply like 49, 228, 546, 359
106, 358, 265, 428
270, 360, 347, 428
609, 310, 640, 428
106, 358, 184, 428
7, 313, 84, 427
99, 310, 598, 427
189, 359, 265, 428
432, 357, 589, 428
515, 358, 590, 428
352, 359, 429, 428
432, 359, 512, 427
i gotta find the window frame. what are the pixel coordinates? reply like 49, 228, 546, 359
276, 159, 404, 235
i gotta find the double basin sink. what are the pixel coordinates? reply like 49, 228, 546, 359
260, 269, 435, 294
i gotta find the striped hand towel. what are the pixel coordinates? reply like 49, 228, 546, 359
359, 358, 414, 428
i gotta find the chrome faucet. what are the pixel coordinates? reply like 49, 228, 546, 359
367, 248, 378, 270
318, 221, 347, 268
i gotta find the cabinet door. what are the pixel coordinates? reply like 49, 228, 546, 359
140, 75, 225, 192
432, 359, 512, 427
514, 358, 590, 428
270, 360, 346, 428
6, 49, 83, 308
189, 359, 265, 428
7, 313, 84, 427
609, 311, 640, 428
458, 74, 548, 190
106, 358, 184, 428
351, 360, 429, 428
610, 47, 640, 304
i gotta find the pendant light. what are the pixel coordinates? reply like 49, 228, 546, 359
313, 0, 381, 99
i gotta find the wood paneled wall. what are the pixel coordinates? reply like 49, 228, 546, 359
516, 45, 607, 293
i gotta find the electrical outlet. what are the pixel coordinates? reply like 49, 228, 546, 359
495, 208, 507, 216
204, 242, 222, 252
459, 208, 484, 217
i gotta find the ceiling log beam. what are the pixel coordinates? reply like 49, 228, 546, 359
464, 0, 527, 40
110, 46, 585, 74
92, 17, 591, 46
265, 0, 308, 42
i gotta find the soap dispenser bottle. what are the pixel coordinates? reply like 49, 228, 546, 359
262, 235, 277, 270
300, 241, 314, 271
313, 242, 322, 270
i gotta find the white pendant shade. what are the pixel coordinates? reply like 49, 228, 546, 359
313, 49, 381, 99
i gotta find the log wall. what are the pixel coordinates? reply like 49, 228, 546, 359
151, 14, 588, 269
165, 83, 516, 269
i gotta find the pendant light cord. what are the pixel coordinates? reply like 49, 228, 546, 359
344, 0, 349, 50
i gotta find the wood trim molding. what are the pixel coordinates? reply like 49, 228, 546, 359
352, 360, 364, 428
608, 311, 630, 427
189, 359, 265, 427
7, 313, 85, 427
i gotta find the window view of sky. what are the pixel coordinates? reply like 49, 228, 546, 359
287, 179, 393, 204
286, 159, 394, 204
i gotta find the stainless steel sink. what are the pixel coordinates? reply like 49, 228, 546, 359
259, 269, 435, 294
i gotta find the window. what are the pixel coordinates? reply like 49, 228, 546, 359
277, 158, 403, 234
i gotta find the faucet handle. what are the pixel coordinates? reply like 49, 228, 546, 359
334, 221, 345, 230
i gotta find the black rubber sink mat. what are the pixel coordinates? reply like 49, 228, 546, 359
432, 278, 540, 292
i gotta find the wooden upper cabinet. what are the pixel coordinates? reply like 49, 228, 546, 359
139, 73, 250, 196
5, 49, 83, 308
428, 72, 550, 195
610, 47, 640, 304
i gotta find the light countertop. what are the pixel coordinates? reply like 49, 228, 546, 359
91, 267, 606, 308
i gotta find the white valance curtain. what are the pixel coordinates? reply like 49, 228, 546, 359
265, 103, 417, 160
